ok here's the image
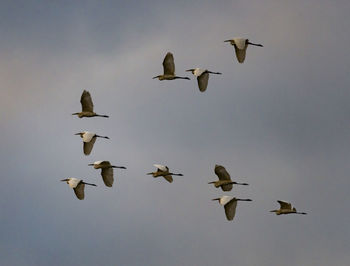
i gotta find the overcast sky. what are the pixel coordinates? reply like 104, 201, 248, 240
1, 1, 350, 265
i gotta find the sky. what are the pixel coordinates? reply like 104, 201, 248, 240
1, 0, 350, 265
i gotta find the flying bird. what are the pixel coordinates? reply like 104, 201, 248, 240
224, 38, 263, 63
147, 164, 183, 183
153, 52, 190, 81
212, 196, 252, 221
72, 90, 109, 118
209, 164, 248, 191
186, 68, 221, 92
75, 131, 109, 155
88, 161, 126, 187
61, 178, 96, 200
270, 201, 307, 215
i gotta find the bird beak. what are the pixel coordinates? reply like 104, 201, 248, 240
212, 198, 220, 201
72, 113, 79, 115
61, 179, 69, 182
224, 40, 232, 42
146, 172, 153, 175
74, 133, 80, 135
270, 210, 276, 212
152, 76, 158, 79
185, 69, 194, 72
208, 181, 215, 184
88, 164, 94, 166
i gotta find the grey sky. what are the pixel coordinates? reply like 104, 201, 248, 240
1, 1, 350, 265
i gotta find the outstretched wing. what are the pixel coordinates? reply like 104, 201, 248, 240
197, 72, 209, 92
83, 137, 96, 155
73, 182, 85, 200
101, 167, 114, 187
163, 52, 175, 75
233, 46, 247, 63
80, 90, 94, 112
278, 200, 292, 210
224, 199, 237, 221
214, 165, 232, 191
163, 175, 173, 183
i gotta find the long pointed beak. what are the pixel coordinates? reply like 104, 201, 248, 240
74, 133, 80, 135
152, 76, 158, 79
212, 198, 220, 201
208, 181, 215, 184
146, 172, 153, 175
61, 179, 69, 182
224, 40, 232, 42
88, 164, 94, 166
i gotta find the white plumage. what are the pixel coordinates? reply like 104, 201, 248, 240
82, 131, 95, 142
153, 164, 168, 172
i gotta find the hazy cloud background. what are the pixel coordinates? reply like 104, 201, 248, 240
1, 0, 350, 265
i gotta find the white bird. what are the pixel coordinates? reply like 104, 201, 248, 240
147, 164, 183, 183
61, 178, 96, 200
209, 164, 248, 191
186, 68, 222, 92
224, 38, 263, 63
88, 161, 126, 187
153, 52, 190, 80
270, 200, 307, 215
72, 90, 109, 118
75, 131, 109, 156
212, 196, 252, 221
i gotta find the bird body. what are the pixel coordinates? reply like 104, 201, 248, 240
147, 164, 183, 183
270, 200, 307, 215
72, 90, 109, 118
209, 164, 248, 191
75, 131, 109, 155
224, 37, 263, 63
212, 196, 252, 221
153, 52, 190, 81
186, 68, 222, 92
61, 178, 96, 200
88, 161, 126, 187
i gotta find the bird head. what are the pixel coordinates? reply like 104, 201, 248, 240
61, 178, 69, 184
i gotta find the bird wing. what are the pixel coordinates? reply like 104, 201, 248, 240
197, 72, 209, 92
83, 137, 96, 155
224, 199, 237, 221
101, 167, 114, 187
82, 132, 95, 142
163, 175, 173, 183
233, 46, 247, 63
73, 182, 85, 200
278, 200, 292, 210
100, 161, 111, 167
80, 90, 94, 112
153, 164, 168, 172
163, 52, 175, 75
214, 165, 231, 181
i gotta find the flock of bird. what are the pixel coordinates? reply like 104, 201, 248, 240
61, 37, 307, 221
